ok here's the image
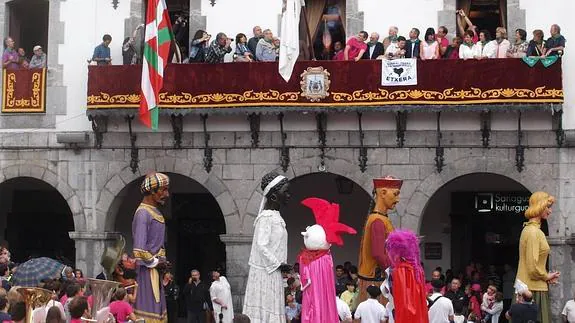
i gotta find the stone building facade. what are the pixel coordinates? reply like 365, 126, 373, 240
1, 126, 575, 319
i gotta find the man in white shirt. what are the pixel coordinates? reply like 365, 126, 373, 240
354, 285, 388, 323
336, 294, 353, 322
562, 292, 575, 323
428, 279, 454, 323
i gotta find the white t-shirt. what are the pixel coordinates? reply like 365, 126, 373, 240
453, 314, 466, 323
428, 293, 454, 323
355, 298, 388, 323
562, 299, 575, 322
336, 297, 352, 321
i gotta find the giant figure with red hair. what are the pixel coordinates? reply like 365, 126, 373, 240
382, 229, 429, 323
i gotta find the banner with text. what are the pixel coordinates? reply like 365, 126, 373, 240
381, 58, 417, 86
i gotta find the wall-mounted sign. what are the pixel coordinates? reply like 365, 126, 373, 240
474, 192, 530, 215
424, 242, 442, 260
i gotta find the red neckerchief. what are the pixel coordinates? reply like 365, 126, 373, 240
297, 248, 329, 265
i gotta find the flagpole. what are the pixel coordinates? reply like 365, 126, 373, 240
301, 6, 315, 60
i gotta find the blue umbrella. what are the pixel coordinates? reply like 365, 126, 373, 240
11, 257, 66, 287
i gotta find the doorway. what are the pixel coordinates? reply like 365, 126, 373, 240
282, 172, 371, 266
7, 0, 49, 57
111, 173, 226, 318
420, 173, 547, 276
300, 0, 347, 60
457, 0, 507, 37
0, 177, 75, 265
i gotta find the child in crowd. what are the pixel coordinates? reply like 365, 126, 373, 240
340, 281, 356, 309
109, 288, 137, 323
453, 301, 467, 323
285, 294, 301, 323
68, 296, 89, 323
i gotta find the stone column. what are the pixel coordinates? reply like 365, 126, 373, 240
69, 231, 123, 278
346, 0, 364, 39
438, 0, 457, 39
219, 234, 254, 312
548, 237, 575, 323
506, 0, 526, 38
188, 0, 207, 39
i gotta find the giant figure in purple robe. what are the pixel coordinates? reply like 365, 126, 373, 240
132, 172, 170, 323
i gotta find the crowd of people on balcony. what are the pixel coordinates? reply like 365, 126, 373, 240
2, 37, 47, 70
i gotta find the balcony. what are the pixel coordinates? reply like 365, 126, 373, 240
85, 59, 563, 116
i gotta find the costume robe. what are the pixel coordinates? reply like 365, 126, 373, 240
297, 249, 338, 323
356, 213, 394, 305
391, 262, 429, 323
210, 276, 234, 323
132, 203, 167, 323
242, 209, 288, 323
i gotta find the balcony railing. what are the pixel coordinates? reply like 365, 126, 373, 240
85, 59, 563, 115
1, 68, 46, 113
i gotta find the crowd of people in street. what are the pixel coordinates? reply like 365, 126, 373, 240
2, 37, 47, 70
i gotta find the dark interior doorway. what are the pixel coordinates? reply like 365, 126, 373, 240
7, 0, 49, 58
112, 173, 226, 318
0, 177, 75, 265
282, 172, 371, 266
420, 173, 547, 278
457, 0, 507, 37
299, 0, 347, 60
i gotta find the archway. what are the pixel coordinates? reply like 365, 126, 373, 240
0, 177, 75, 265
7, 0, 49, 55
283, 172, 371, 267
419, 172, 547, 278
110, 173, 226, 309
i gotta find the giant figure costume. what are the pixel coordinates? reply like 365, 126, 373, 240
132, 173, 170, 323
243, 173, 290, 323
298, 197, 356, 323
382, 230, 429, 323
356, 176, 402, 305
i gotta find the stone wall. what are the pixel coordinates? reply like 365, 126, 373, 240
0, 129, 572, 317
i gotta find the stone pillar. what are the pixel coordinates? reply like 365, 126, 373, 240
506, 0, 526, 38
548, 237, 575, 323
188, 0, 207, 39
219, 234, 254, 312
346, 0, 364, 39
69, 231, 123, 278
438, 0, 456, 39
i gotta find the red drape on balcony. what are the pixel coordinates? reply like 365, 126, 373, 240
86, 59, 563, 112
1, 68, 46, 113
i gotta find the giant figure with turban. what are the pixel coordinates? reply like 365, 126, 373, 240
132, 172, 170, 323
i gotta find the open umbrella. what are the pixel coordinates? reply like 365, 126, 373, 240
11, 257, 66, 287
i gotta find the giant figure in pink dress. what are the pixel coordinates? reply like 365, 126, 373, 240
297, 197, 357, 323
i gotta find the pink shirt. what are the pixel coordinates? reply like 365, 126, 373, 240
109, 300, 133, 323
436, 36, 449, 50
345, 37, 367, 60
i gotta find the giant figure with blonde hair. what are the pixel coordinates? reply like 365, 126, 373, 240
516, 191, 560, 323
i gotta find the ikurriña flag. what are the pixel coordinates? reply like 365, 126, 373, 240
139, 0, 174, 130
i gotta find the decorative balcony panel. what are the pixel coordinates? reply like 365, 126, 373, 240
2, 68, 46, 113
86, 59, 563, 115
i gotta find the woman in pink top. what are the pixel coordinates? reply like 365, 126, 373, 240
421, 28, 440, 60
109, 288, 137, 323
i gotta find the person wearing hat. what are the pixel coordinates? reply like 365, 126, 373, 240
132, 172, 170, 323
29, 45, 46, 69
356, 176, 402, 306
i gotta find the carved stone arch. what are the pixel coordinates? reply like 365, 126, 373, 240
0, 163, 86, 231
97, 156, 240, 234
401, 155, 556, 234
242, 155, 379, 234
